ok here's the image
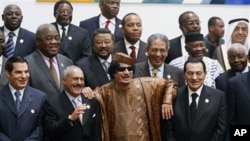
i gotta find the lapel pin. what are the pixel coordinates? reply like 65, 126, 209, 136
20, 39, 24, 44
167, 75, 171, 79
61, 63, 64, 67
86, 105, 90, 109
31, 109, 35, 114
205, 99, 209, 103
68, 36, 72, 40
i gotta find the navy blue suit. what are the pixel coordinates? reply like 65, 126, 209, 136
76, 54, 111, 89
43, 91, 101, 141
113, 40, 148, 63
79, 15, 123, 43
165, 36, 182, 63
51, 23, 92, 62
0, 85, 47, 141
0, 27, 36, 57
215, 69, 236, 92
0, 57, 8, 87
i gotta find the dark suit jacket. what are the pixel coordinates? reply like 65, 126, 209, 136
76, 54, 111, 89
25, 50, 73, 98
227, 71, 250, 124
51, 22, 92, 62
0, 85, 47, 141
215, 69, 236, 93
113, 40, 148, 63
165, 36, 182, 63
0, 27, 36, 57
162, 85, 228, 141
0, 56, 8, 87
79, 15, 123, 43
133, 61, 185, 87
43, 91, 101, 141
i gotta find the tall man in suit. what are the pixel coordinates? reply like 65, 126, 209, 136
52, 0, 92, 62
0, 30, 8, 87
113, 12, 148, 63
133, 33, 185, 87
216, 43, 249, 93
43, 65, 101, 141
79, 0, 123, 43
25, 23, 73, 99
0, 56, 47, 141
0, 4, 36, 58
165, 11, 201, 63
76, 28, 114, 89
161, 57, 228, 141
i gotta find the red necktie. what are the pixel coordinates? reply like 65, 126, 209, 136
130, 46, 136, 62
105, 20, 111, 30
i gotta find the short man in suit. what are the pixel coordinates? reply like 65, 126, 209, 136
52, 0, 92, 62
113, 12, 148, 63
133, 33, 185, 87
25, 23, 73, 99
0, 30, 8, 87
216, 43, 249, 93
0, 4, 36, 58
165, 11, 201, 63
0, 56, 47, 141
79, 0, 123, 43
161, 57, 228, 141
43, 65, 101, 141
76, 28, 113, 89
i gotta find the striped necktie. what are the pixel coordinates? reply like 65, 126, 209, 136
5, 32, 15, 58
14, 91, 21, 112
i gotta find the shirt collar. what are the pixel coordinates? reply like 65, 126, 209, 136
98, 55, 112, 64
65, 90, 82, 103
3, 26, 19, 38
100, 15, 116, 25
124, 39, 140, 50
8, 83, 25, 96
188, 84, 203, 98
148, 60, 164, 72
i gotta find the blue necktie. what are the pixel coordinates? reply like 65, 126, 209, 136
14, 91, 21, 112
5, 32, 15, 58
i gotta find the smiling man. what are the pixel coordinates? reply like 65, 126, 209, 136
0, 56, 47, 141
133, 33, 185, 87
43, 65, 101, 141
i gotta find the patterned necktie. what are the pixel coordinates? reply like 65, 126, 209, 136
72, 98, 83, 124
102, 60, 109, 73
105, 20, 111, 30
5, 32, 15, 58
14, 91, 21, 112
130, 46, 136, 62
152, 68, 159, 77
49, 59, 59, 88
190, 93, 198, 126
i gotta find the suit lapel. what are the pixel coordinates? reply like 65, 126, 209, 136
2, 86, 17, 115
18, 87, 32, 117
81, 95, 92, 127
90, 56, 109, 83
139, 62, 151, 77
178, 87, 190, 129
192, 86, 210, 130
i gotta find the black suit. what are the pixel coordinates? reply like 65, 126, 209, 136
79, 15, 123, 43
162, 85, 228, 141
76, 54, 111, 89
114, 40, 148, 63
0, 27, 36, 57
133, 61, 185, 87
227, 71, 250, 125
215, 69, 236, 93
165, 36, 182, 63
43, 91, 101, 141
51, 23, 92, 62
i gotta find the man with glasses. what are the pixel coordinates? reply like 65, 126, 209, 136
133, 33, 185, 87
165, 11, 201, 63
82, 52, 178, 141
52, 0, 92, 62
79, 0, 123, 43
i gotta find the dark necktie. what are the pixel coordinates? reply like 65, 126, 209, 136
61, 26, 66, 40
49, 59, 59, 88
14, 91, 21, 112
5, 32, 15, 58
130, 46, 136, 62
105, 20, 111, 30
102, 60, 109, 73
190, 93, 198, 126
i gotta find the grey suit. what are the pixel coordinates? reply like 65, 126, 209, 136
113, 40, 148, 63
25, 50, 73, 98
133, 61, 185, 87
162, 85, 228, 141
0, 57, 8, 87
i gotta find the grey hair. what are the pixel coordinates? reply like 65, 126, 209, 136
36, 23, 56, 39
147, 33, 170, 49
227, 43, 248, 56
63, 65, 82, 78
